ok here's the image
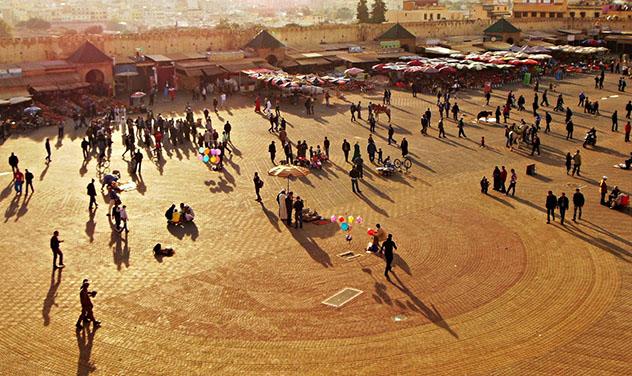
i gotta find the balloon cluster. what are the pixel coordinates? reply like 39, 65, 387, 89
197, 147, 222, 164
330, 215, 363, 242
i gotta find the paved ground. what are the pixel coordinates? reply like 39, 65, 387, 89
0, 73, 630, 375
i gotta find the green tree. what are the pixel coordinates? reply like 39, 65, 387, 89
0, 19, 11, 38
356, 0, 369, 23
370, 0, 387, 23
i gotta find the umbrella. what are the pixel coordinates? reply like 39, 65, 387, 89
24, 106, 41, 114
130, 91, 146, 99
439, 66, 457, 74
9, 96, 31, 105
522, 59, 539, 65
422, 67, 439, 74
268, 165, 311, 190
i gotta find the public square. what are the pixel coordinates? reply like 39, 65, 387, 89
0, 73, 630, 375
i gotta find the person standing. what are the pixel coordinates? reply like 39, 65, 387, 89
624, 121, 631, 142
612, 110, 619, 132
500, 166, 508, 193
572, 188, 584, 222
317, 136, 328, 159
76, 279, 100, 330
342, 139, 351, 163
58, 121, 64, 138
24, 169, 34, 195
401, 137, 409, 158
253, 172, 263, 202
565, 152, 572, 174
599, 176, 608, 205
45, 138, 51, 163
350, 166, 361, 193
133, 150, 143, 175
558, 192, 569, 225
571, 150, 582, 177
506, 169, 517, 196
544, 111, 552, 133
387, 124, 395, 145
545, 191, 557, 224
293, 196, 304, 229
268, 141, 276, 164
381, 234, 397, 279
119, 205, 129, 233
285, 192, 293, 226
50, 231, 65, 269
112, 204, 121, 231
81, 138, 90, 159
87, 179, 98, 210
8, 152, 19, 173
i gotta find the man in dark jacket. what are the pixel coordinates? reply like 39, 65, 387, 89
558, 192, 570, 225
87, 179, 98, 210
572, 188, 585, 221
381, 234, 397, 279
350, 166, 361, 193
285, 192, 293, 226
133, 150, 143, 174
253, 172, 263, 202
546, 191, 558, 224
8, 152, 19, 173
24, 169, 34, 195
293, 196, 304, 229
342, 139, 351, 163
268, 141, 276, 164
76, 279, 100, 329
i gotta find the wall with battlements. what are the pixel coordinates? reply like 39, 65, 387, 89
0, 19, 627, 64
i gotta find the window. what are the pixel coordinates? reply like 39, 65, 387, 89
594, 12, 600, 18
549, 12, 555, 18
424, 13, 427, 20
570, 12, 575, 18
531, 12, 537, 17
437, 13, 441, 20
580, 12, 586, 18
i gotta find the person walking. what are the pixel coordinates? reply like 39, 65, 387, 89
342, 139, 351, 163
58, 121, 64, 138
76, 279, 100, 330
87, 179, 98, 210
8, 152, 19, 173
45, 138, 51, 163
457, 117, 466, 138
506, 169, 517, 196
268, 141, 276, 164
571, 150, 582, 177
565, 152, 572, 174
381, 234, 397, 279
612, 110, 619, 132
558, 192, 569, 225
112, 204, 121, 231
387, 124, 395, 145
13, 169, 24, 194
565, 120, 574, 140
293, 196, 304, 229
350, 166, 361, 193
119, 205, 129, 233
323, 137, 330, 158
438, 119, 446, 138
599, 176, 608, 205
531, 134, 541, 156
572, 188, 584, 221
81, 138, 90, 159
133, 150, 143, 175
545, 111, 552, 133
24, 169, 34, 195
253, 172, 263, 202
545, 191, 557, 223
50, 231, 65, 269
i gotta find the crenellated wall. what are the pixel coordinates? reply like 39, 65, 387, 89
0, 18, 628, 64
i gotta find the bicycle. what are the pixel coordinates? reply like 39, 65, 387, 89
393, 156, 412, 173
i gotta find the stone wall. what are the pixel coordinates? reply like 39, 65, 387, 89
0, 19, 628, 65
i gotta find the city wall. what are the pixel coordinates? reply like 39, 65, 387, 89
0, 19, 628, 64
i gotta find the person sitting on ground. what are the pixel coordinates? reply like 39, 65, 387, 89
179, 203, 195, 222
622, 152, 632, 170
165, 204, 176, 223
607, 186, 621, 207
102, 171, 121, 190
153, 243, 174, 257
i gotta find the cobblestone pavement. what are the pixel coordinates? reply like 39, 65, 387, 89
0, 73, 630, 375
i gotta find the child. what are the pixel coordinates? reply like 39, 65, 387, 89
480, 136, 485, 148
